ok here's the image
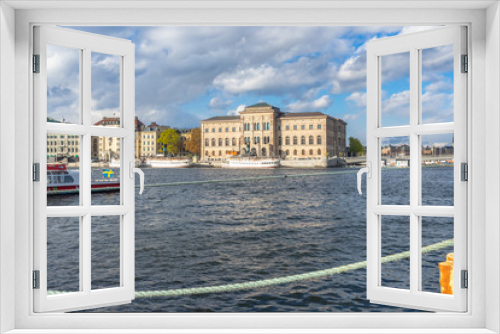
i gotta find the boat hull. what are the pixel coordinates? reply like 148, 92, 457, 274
221, 159, 280, 169
148, 160, 193, 168
48, 182, 120, 195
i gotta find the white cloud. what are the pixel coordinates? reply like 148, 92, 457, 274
345, 91, 367, 108
425, 80, 453, 93
381, 90, 410, 116
343, 113, 360, 121
331, 53, 367, 94
209, 97, 233, 111
286, 95, 333, 112
228, 104, 246, 115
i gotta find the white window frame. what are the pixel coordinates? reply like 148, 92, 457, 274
0, 2, 498, 333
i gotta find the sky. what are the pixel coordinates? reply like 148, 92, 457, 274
47, 25, 455, 145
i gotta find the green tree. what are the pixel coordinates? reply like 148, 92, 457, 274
349, 137, 364, 156
157, 129, 182, 156
185, 127, 201, 156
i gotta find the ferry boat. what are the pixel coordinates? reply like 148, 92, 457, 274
146, 157, 193, 168
221, 157, 280, 169
47, 163, 120, 195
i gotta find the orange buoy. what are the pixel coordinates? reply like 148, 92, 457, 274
439, 252, 454, 294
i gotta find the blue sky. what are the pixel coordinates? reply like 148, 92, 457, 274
47, 26, 454, 145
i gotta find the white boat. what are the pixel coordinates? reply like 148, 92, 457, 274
47, 163, 120, 195
147, 157, 193, 168
221, 157, 280, 169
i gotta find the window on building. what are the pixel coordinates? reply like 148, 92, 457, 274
285, 125, 289, 130
318, 149, 321, 155
211, 138, 216, 146
285, 136, 290, 145
232, 138, 236, 145
219, 128, 222, 132
309, 149, 313, 155
301, 136, 306, 145
218, 138, 222, 146
309, 136, 314, 145
301, 125, 305, 130
205, 139, 209, 146
225, 138, 229, 146
232, 127, 236, 132
293, 149, 297, 155
205, 128, 208, 133
293, 125, 297, 130
317, 136, 322, 145
309, 124, 313, 130
212, 128, 215, 132
317, 124, 322, 130
218, 150, 222, 156
293, 136, 297, 145
302, 149, 306, 155
205, 151, 209, 156
279, 137, 282, 145
225, 127, 228, 132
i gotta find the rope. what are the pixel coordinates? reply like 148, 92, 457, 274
47, 239, 453, 298
47, 170, 359, 195
143, 170, 358, 189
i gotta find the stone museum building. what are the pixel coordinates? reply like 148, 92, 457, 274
200, 103, 346, 160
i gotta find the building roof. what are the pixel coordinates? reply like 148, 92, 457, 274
280, 112, 347, 123
247, 102, 272, 108
94, 117, 120, 126
201, 115, 240, 122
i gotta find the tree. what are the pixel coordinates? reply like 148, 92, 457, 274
185, 127, 201, 156
157, 129, 182, 156
349, 137, 364, 156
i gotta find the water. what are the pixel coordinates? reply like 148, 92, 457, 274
47, 167, 454, 312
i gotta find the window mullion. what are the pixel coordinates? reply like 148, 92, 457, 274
82, 47, 92, 295
409, 47, 420, 294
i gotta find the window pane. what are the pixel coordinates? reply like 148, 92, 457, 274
381, 215, 410, 290
92, 216, 121, 290
91, 137, 121, 206
421, 45, 454, 124
381, 136, 410, 205
47, 217, 80, 294
421, 133, 454, 206
47, 133, 81, 206
421, 217, 454, 293
91, 52, 121, 127
381, 52, 410, 127
47, 44, 80, 125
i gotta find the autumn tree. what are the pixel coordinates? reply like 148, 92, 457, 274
349, 137, 365, 156
157, 129, 183, 156
185, 127, 201, 156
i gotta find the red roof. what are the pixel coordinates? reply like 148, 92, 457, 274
93, 117, 120, 126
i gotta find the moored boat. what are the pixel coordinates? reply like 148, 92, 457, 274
221, 157, 280, 169
47, 163, 120, 195
147, 157, 193, 168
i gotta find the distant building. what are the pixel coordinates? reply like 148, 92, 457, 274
137, 122, 170, 157
200, 103, 346, 160
47, 118, 80, 162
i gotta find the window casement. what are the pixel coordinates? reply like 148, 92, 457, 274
33, 26, 139, 312
362, 26, 467, 312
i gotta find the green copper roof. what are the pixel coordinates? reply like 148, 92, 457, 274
247, 102, 272, 108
